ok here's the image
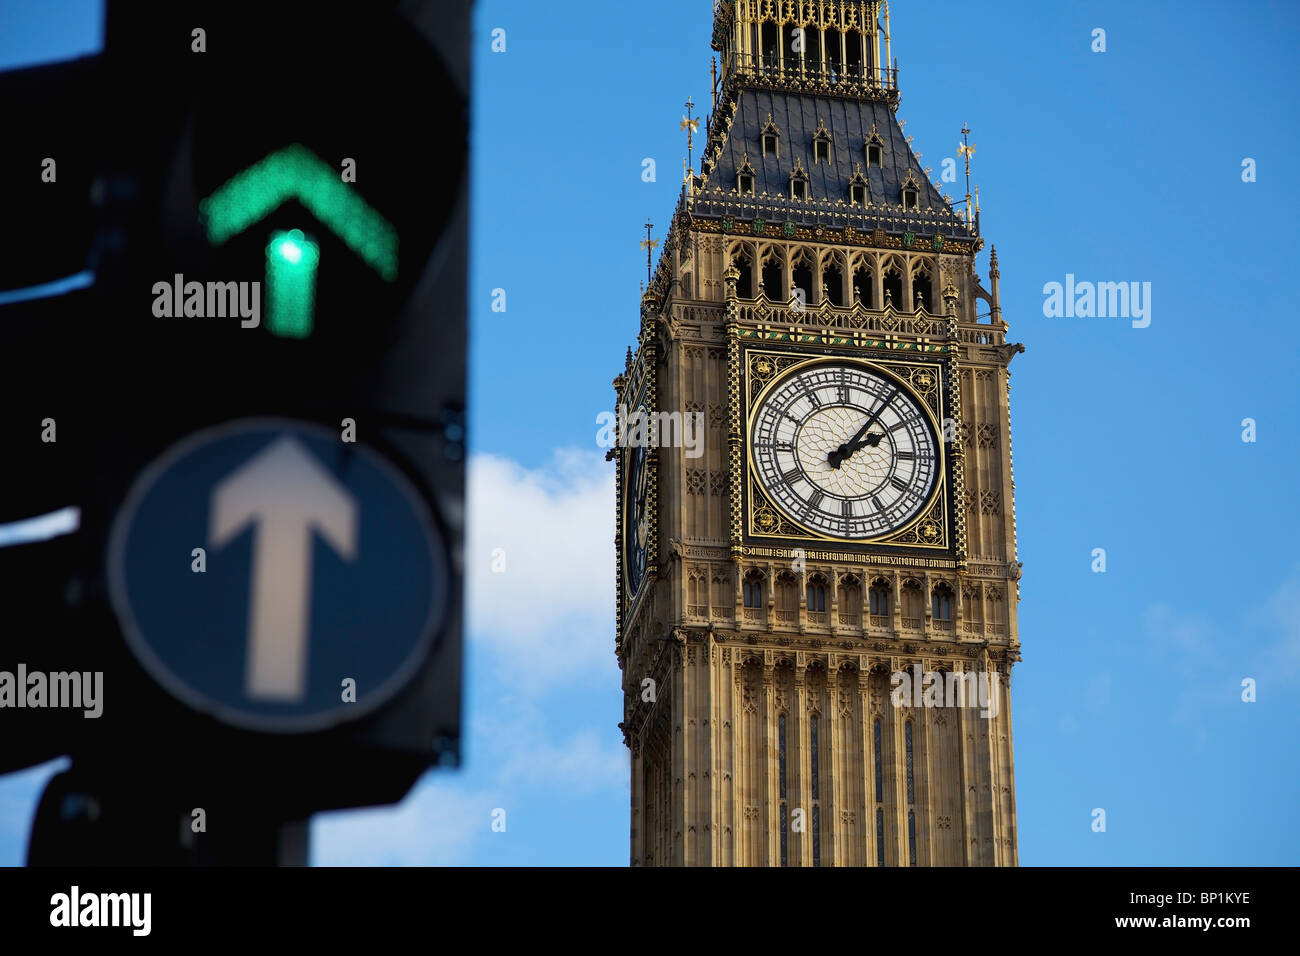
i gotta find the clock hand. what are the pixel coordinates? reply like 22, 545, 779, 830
828, 389, 895, 469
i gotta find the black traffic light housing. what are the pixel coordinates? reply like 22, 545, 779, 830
1, 0, 470, 858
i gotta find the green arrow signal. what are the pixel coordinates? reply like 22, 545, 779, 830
266, 229, 319, 339
199, 144, 398, 337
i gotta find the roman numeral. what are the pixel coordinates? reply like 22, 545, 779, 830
807, 491, 824, 512
889, 476, 909, 492
807, 391, 822, 409
896, 450, 915, 461
782, 467, 803, 485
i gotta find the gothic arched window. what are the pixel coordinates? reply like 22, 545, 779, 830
876, 807, 886, 866
900, 168, 922, 211
737, 155, 756, 196
845, 29, 864, 78
775, 571, 798, 621
778, 713, 788, 800
806, 574, 827, 613
869, 578, 891, 617
866, 124, 885, 168
873, 717, 884, 799
848, 164, 868, 208
761, 115, 781, 157
908, 810, 917, 865
791, 173, 808, 200
852, 263, 873, 308
810, 713, 820, 802
810, 712, 822, 867
742, 569, 764, 608
874, 716, 885, 866
761, 252, 784, 301
901, 579, 923, 626
912, 267, 933, 312
730, 247, 753, 299
882, 265, 903, 309
932, 583, 953, 622
779, 712, 789, 867
813, 120, 832, 164
823, 27, 841, 78
791, 251, 813, 306
760, 22, 779, 70
905, 718, 915, 805
838, 574, 862, 625
821, 260, 844, 306
712, 574, 731, 615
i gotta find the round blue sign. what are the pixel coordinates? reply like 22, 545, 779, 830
108, 418, 448, 732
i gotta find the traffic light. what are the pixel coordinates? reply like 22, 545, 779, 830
0, 55, 104, 776
1, 0, 469, 862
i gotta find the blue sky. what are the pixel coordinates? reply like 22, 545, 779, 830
2, 0, 1298, 865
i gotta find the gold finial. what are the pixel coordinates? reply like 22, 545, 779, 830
883, 1, 892, 87
959, 123, 977, 225
680, 95, 700, 175
640, 220, 659, 285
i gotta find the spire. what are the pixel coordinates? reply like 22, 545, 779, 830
680, 96, 699, 177
883, 2, 892, 86
958, 124, 978, 226
639, 220, 658, 286
989, 246, 1003, 326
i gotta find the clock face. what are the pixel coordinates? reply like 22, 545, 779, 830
750, 361, 939, 540
623, 429, 650, 598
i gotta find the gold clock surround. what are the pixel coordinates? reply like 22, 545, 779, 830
742, 349, 953, 551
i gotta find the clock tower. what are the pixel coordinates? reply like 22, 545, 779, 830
615, 0, 1023, 866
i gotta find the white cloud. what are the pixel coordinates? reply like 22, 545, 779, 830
312, 776, 495, 866
1142, 603, 1214, 660
465, 449, 616, 683
1263, 566, 1300, 681
312, 450, 628, 865
312, 716, 628, 865
495, 725, 629, 795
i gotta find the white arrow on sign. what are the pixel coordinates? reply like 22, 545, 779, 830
209, 436, 358, 702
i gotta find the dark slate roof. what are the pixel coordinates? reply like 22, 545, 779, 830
694, 88, 969, 238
